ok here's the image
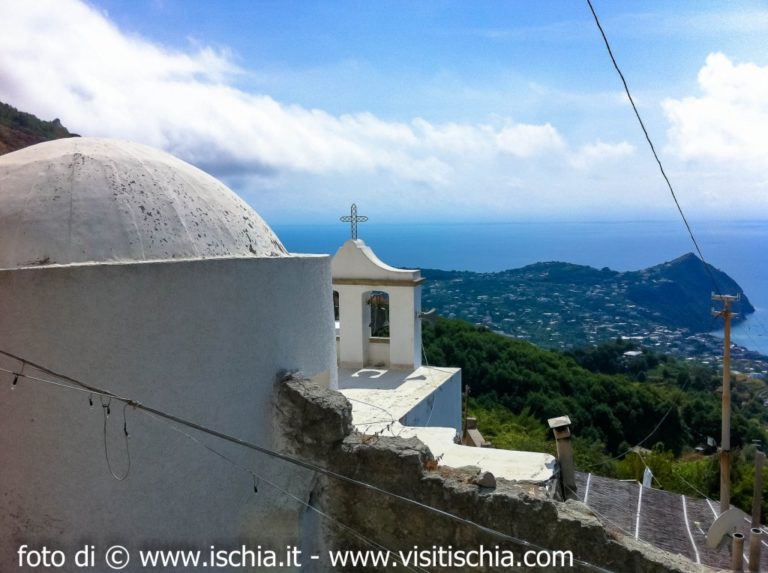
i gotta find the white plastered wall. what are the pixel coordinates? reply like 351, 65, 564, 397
0, 255, 335, 570
336, 284, 371, 368
400, 369, 462, 434
389, 285, 422, 369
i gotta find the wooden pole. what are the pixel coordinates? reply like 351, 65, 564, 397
722, 296, 732, 513
753, 451, 765, 528
714, 294, 739, 513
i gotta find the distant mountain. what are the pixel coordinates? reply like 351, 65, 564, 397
0, 101, 78, 155
421, 253, 754, 351
623, 253, 753, 332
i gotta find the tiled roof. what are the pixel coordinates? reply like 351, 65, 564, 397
576, 471, 768, 570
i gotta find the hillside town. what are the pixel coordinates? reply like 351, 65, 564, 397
423, 265, 768, 378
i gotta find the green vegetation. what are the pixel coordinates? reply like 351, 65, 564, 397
424, 317, 768, 514
0, 101, 74, 139
0, 100, 77, 155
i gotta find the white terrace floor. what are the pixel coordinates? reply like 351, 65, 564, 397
338, 366, 556, 485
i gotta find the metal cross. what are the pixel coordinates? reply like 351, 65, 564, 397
339, 203, 368, 239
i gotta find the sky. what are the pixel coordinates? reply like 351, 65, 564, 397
1, 0, 767, 224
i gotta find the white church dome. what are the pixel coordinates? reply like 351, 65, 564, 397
0, 137, 287, 269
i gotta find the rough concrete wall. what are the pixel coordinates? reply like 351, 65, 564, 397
276, 378, 707, 573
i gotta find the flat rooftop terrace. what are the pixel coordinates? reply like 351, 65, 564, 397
338, 366, 556, 485
338, 365, 459, 434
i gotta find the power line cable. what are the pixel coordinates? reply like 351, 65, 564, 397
345, 396, 399, 428
142, 412, 430, 573
0, 364, 100, 396
671, 467, 716, 503
566, 484, 637, 541
584, 0, 723, 297
0, 349, 611, 573
632, 449, 666, 491
583, 390, 685, 471
102, 398, 131, 481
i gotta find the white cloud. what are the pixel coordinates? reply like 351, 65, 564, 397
663, 53, 768, 167
568, 140, 634, 170
1, 3, 765, 224
0, 0, 628, 195
660, 10, 768, 37
496, 122, 565, 158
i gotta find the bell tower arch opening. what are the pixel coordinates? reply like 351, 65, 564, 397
332, 240, 423, 370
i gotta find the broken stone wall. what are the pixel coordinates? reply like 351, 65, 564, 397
275, 376, 704, 573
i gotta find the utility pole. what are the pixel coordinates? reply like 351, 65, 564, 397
752, 444, 765, 528
712, 293, 739, 513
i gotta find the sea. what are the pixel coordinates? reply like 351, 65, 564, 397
273, 220, 768, 355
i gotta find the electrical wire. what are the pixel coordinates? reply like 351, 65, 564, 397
584, 0, 722, 297
582, 397, 680, 471
632, 449, 666, 491
566, 484, 637, 541
580, 365, 695, 472
0, 365, 103, 397
1, 349, 612, 573
345, 396, 399, 428
102, 398, 131, 481
141, 411, 430, 573
0, 349, 127, 398
671, 467, 715, 503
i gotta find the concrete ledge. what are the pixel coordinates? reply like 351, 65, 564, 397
332, 277, 426, 286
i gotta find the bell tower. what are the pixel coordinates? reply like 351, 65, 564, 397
332, 239, 424, 370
